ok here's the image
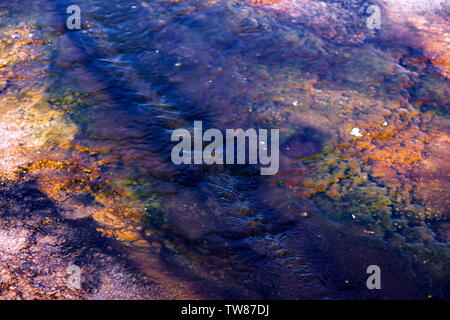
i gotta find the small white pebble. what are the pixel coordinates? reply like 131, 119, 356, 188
350, 127, 363, 137
292, 101, 298, 106
29, 33, 33, 38
131, 5, 137, 9
382, 121, 388, 126
174, 62, 181, 67
351, 214, 356, 219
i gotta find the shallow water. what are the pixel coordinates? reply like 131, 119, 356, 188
0, 0, 449, 299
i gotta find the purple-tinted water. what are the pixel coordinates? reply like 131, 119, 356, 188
0, 0, 448, 299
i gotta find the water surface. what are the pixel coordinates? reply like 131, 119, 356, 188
0, 0, 449, 299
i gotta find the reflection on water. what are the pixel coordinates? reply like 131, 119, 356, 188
0, 0, 449, 299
